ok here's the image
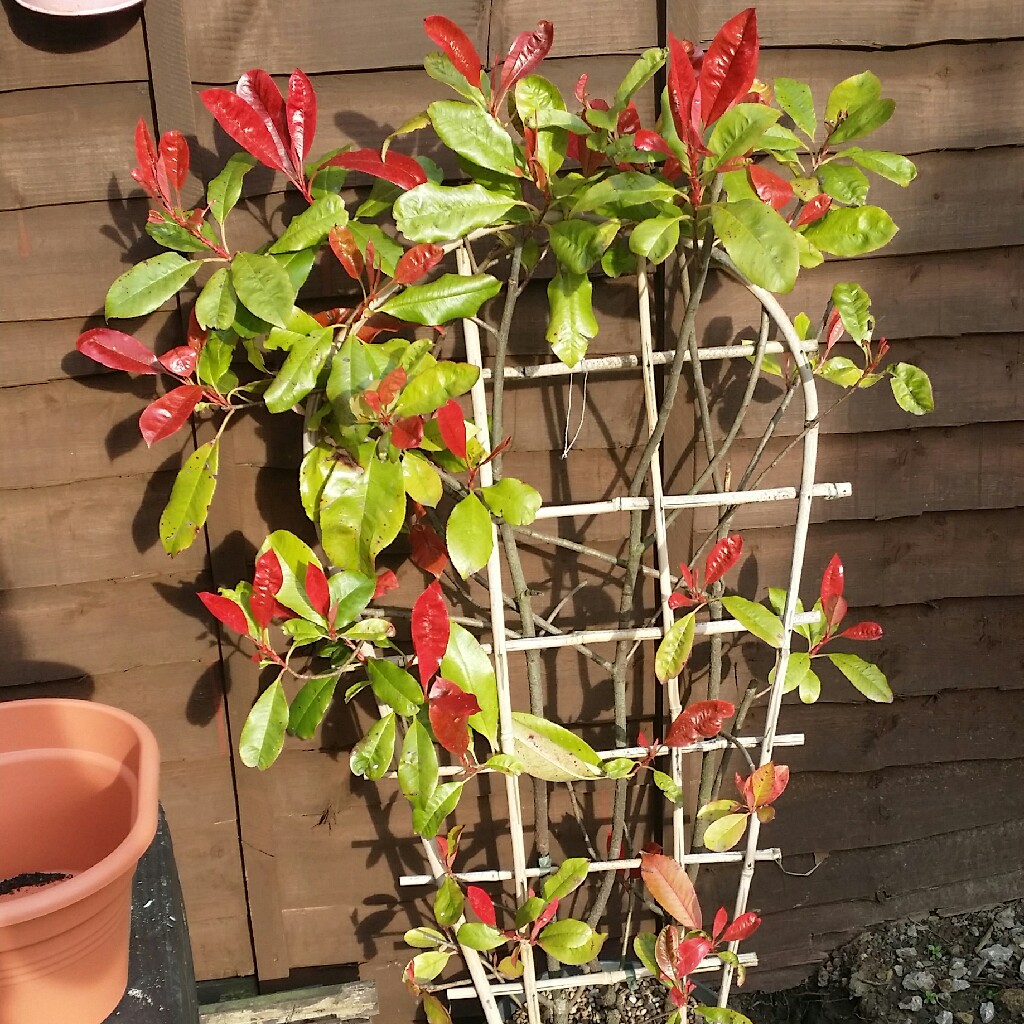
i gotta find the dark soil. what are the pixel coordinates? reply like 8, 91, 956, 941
0, 871, 71, 897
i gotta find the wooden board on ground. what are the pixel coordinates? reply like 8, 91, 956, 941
199, 980, 377, 1023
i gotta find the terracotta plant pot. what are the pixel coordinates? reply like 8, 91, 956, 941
0, 699, 160, 1024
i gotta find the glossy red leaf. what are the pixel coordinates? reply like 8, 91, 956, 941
158, 130, 190, 194
676, 936, 712, 977
712, 906, 729, 941
372, 568, 399, 600
574, 73, 589, 104
428, 677, 480, 754
534, 895, 559, 932
616, 103, 641, 136
466, 885, 497, 927
378, 367, 407, 408
250, 549, 285, 629
667, 593, 697, 610
655, 925, 681, 980
824, 306, 844, 354
749, 165, 794, 211
329, 226, 364, 280
436, 399, 467, 461
677, 561, 696, 592
285, 69, 317, 168
325, 149, 427, 191
766, 763, 790, 804
394, 243, 445, 285
187, 310, 208, 352
305, 562, 331, 620
139, 384, 203, 447
838, 621, 883, 641
698, 8, 759, 126
640, 851, 702, 930
356, 312, 404, 343
198, 592, 250, 635
669, 985, 692, 1009
77, 327, 159, 375
392, 415, 425, 450
667, 34, 699, 138
410, 523, 448, 577
704, 534, 743, 586
132, 118, 161, 201
720, 911, 761, 943
494, 21, 554, 110
633, 129, 676, 160
740, 762, 789, 810
158, 345, 198, 378
412, 580, 450, 689
664, 699, 735, 748
200, 88, 289, 174
795, 193, 832, 227
424, 15, 483, 88
820, 553, 845, 626
236, 69, 291, 165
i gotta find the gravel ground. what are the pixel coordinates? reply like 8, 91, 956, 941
509, 976, 671, 1024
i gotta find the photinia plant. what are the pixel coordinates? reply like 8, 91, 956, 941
73, 8, 934, 1023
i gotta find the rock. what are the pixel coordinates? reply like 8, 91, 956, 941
951, 979, 971, 992
936, 1011, 954, 1024
997, 908, 1016, 929
1000, 988, 1024, 1017
895, 964, 905, 977
903, 970, 937, 992
983, 944, 1014, 965
899, 995, 924, 1012
979, 1001, 995, 1023
897, 947, 919, 960
849, 977, 871, 998
955, 1014, 975, 1024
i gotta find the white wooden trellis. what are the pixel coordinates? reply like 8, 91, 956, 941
389, 244, 843, 1024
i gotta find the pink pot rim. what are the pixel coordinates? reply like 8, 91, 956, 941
12, 0, 144, 16
0, 699, 160, 928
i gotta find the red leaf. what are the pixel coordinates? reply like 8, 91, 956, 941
664, 699, 735, 748
392, 415, 425, 450
534, 896, 559, 932
824, 306, 845, 355
412, 580, 450, 689
378, 367, 407, 408
676, 936, 713, 977
158, 130, 190, 194
394, 243, 445, 285
466, 885, 497, 927
494, 21, 554, 110
138, 384, 203, 446
698, 8, 759, 126
795, 193, 832, 227
200, 88, 289, 174
357, 312, 404, 343
741, 762, 789, 810
766, 763, 790, 804
77, 327, 159, 375
574, 74, 589, 104
305, 562, 331, 620
838, 621, 883, 641
749, 165, 794, 212
372, 568, 399, 600
198, 592, 250, 635
424, 15, 483, 88
158, 345, 198, 378
436, 399, 467, 460
712, 906, 729, 941
704, 534, 743, 586
132, 118, 162, 202
633, 129, 676, 160
667, 34, 699, 139
285, 69, 317, 169
616, 103, 641, 136
187, 310, 208, 352
677, 561, 696, 592
410, 523, 449, 577
325, 149, 427, 191
250, 549, 285, 629
655, 925, 681, 980
640, 851, 702, 930
428, 677, 480, 754
667, 593, 697, 610
329, 226, 364, 280
720, 911, 761, 943
236, 69, 291, 168
820, 553, 845, 626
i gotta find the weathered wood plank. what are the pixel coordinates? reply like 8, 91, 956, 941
199, 981, 377, 1024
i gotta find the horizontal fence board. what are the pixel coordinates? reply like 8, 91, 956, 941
0, 84, 150, 210
0, 7, 148, 92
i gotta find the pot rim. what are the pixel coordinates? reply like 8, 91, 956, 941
11, 0, 143, 16
0, 699, 160, 928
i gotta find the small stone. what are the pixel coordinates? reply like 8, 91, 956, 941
900, 995, 924, 1012
997, 908, 1016, 929
951, 979, 971, 993
1000, 988, 1024, 1016
895, 964, 905, 977
849, 978, 870, 997
903, 970, 937, 992
939, 978, 954, 993
909, 924, 919, 938
1020, 959, 1024, 981
955, 1014, 974, 1024
984, 944, 1014, 965
936, 1011, 954, 1024
979, 1001, 995, 1023
898, 947, 920, 960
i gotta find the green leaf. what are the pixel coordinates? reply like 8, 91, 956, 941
329, 571, 375, 627
105, 252, 201, 319
392, 361, 481, 417
601, 243, 638, 278
799, 666, 822, 704
889, 362, 934, 415
614, 47, 667, 106
398, 719, 439, 806
706, 104, 781, 167
350, 713, 396, 780
842, 148, 917, 187
546, 270, 598, 367
602, 757, 636, 779
446, 492, 493, 578
771, 651, 813, 695
818, 356, 862, 387
402, 450, 443, 507
159, 439, 219, 555
654, 612, 697, 682
208, 152, 257, 224
542, 858, 590, 901
549, 219, 620, 274
145, 215, 215, 254
368, 659, 423, 717
195, 268, 238, 331
702, 812, 749, 852
441, 622, 499, 747
381, 273, 501, 326
572, 172, 678, 215
629, 216, 680, 265
721, 596, 784, 647
481, 478, 542, 526
711, 200, 799, 294
410, 950, 452, 983
483, 753, 523, 775
802, 206, 897, 257
197, 331, 237, 392
434, 876, 464, 927
796, 232, 823, 269
538, 920, 606, 966
269, 194, 349, 253
830, 98, 895, 144
515, 896, 548, 929
831, 282, 872, 343
288, 676, 339, 739
231, 252, 296, 328
457, 922, 506, 951
634, 933, 659, 976
760, 123, 803, 154
825, 71, 881, 122
239, 680, 289, 770
346, 221, 404, 276
263, 327, 334, 413
511, 711, 604, 782
819, 163, 869, 206
774, 77, 816, 139
828, 653, 893, 702
429, 100, 520, 177
424, 51, 487, 107
261, 530, 324, 620
696, 1008, 755, 1024
405, 926, 447, 949
395, 182, 519, 243
413, 781, 464, 838
653, 769, 683, 803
